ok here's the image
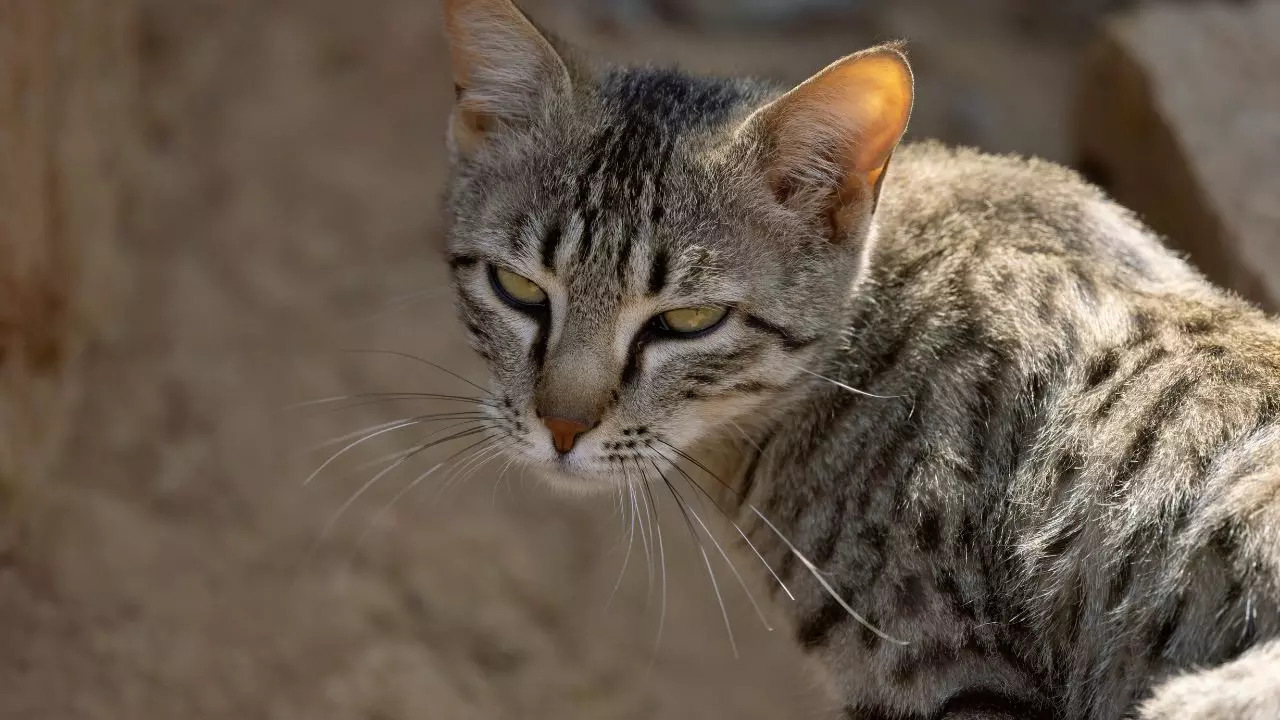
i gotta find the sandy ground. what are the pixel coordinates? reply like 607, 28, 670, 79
0, 2, 1082, 718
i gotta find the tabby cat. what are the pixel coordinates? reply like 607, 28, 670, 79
437, 0, 1280, 716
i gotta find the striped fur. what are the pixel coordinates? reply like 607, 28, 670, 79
441, 2, 1280, 717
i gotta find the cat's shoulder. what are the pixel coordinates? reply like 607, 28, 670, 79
887, 140, 1105, 215
881, 141, 1201, 288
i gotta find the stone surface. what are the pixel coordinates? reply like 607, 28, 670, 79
0, 1, 132, 515
1077, 0, 1280, 310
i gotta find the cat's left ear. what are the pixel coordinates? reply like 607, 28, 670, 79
442, 0, 572, 157
740, 44, 913, 232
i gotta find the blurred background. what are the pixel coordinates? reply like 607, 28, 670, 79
1, 0, 1276, 718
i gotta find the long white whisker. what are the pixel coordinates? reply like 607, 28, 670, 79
315, 426, 491, 545
632, 478, 655, 605
794, 366, 904, 400
449, 440, 510, 491
636, 464, 668, 667
492, 455, 518, 507
649, 443, 795, 601
430, 437, 505, 505
305, 416, 423, 453
439, 437, 509, 496
606, 472, 640, 609
749, 505, 908, 646
353, 419, 491, 470
302, 419, 423, 486
341, 348, 493, 397
289, 392, 494, 411
355, 462, 444, 544
727, 419, 763, 454
357, 432, 503, 544
653, 458, 773, 633
650, 461, 738, 658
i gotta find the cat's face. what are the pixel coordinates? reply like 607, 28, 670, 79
440, 0, 912, 491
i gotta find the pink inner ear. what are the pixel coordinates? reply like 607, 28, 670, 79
760, 49, 913, 195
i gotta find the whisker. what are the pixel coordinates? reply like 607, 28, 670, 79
794, 366, 905, 400
606, 473, 640, 609
727, 419, 763, 454
648, 443, 795, 601
289, 392, 496, 411
444, 439, 511, 494
650, 457, 773, 633
749, 505, 908, 646
431, 436, 507, 504
656, 437, 897, 638
651, 438, 738, 498
492, 455, 518, 507
302, 418, 425, 487
635, 462, 669, 666
631, 476, 655, 605
356, 433, 503, 544
310, 413, 487, 454
353, 419, 491, 470
314, 425, 493, 545
341, 348, 492, 397
649, 460, 739, 658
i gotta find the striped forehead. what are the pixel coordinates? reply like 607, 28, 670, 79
527, 68, 750, 299
537, 208, 671, 303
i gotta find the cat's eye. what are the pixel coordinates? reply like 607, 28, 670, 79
490, 266, 548, 308
656, 306, 729, 336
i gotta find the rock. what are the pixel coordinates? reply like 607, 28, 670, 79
582, 0, 868, 32
0, 1, 134, 514
1076, 1, 1280, 311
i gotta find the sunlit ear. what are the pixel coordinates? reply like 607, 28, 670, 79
442, 0, 571, 156
741, 44, 913, 231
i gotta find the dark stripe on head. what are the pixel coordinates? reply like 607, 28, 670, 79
648, 248, 669, 296
540, 217, 562, 271
742, 314, 818, 351
616, 235, 633, 290
650, 139, 673, 227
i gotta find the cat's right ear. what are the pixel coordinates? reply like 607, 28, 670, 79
441, 0, 571, 158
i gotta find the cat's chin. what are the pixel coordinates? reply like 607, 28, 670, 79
519, 461, 627, 497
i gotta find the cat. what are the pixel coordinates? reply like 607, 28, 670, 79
437, 0, 1280, 717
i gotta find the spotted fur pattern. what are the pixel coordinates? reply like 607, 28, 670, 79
441, 3, 1280, 717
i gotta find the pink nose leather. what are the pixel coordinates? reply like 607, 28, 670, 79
543, 416, 590, 454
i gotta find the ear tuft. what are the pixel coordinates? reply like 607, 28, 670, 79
743, 44, 913, 224
442, 0, 571, 156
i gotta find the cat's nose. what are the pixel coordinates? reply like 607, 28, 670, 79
542, 416, 591, 454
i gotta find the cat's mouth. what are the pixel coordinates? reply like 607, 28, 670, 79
505, 424, 678, 492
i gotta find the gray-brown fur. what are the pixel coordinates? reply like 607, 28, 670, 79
439, 1, 1280, 717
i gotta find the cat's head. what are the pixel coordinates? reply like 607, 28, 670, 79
440, 0, 912, 491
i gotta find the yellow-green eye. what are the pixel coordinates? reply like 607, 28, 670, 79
658, 306, 729, 335
491, 266, 547, 307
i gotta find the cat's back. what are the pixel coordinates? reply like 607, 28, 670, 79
877, 141, 1210, 300
843, 142, 1280, 718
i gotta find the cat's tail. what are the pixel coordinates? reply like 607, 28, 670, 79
1138, 639, 1280, 719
